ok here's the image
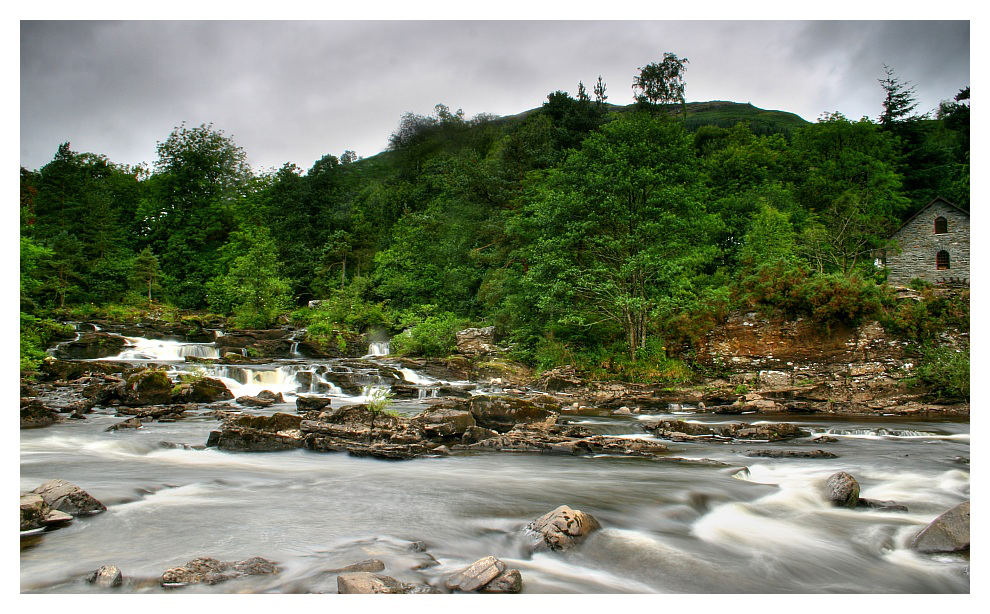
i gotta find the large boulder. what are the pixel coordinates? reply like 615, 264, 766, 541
208, 413, 304, 451
336, 572, 413, 594
455, 326, 497, 355
526, 505, 601, 551
444, 555, 521, 593
20, 493, 72, 531
171, 377, 233, 403
31, 479, 107, 515
911, 501, 970, 553
40, 358, 130, 382
824, 472, 860, 508
119, 369, 173, 406
20, 398, 62, 429
468, 395, 556, 432
87, 565, 123, 587
296, 396, 332, 412
161, 556, 279, 585
411, 407, 476, 438
54, 332, 127, 359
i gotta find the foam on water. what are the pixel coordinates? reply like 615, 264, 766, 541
399, 368, 435, 385
110, 337, 220, 361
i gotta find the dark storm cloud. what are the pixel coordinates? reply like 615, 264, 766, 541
20, 20, 969, 172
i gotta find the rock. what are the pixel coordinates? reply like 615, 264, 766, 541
39, 358, 131, 382
412, 407, 476, 438
161, 556, 279, 586
257, 390, 285, 403
171, 377, 233, 403
535, 366, 584, 392
643, 420, 809, 442
20, 493, 51, 531
479, 568, 523, 593
857, 498, 908, 512
105, 417, 143, 431
444, 555, 506, 592
296, 396, 332, 412
236, 394, 276, 407
20, 398, 62, 429
337, 572, 411, 594
468, 395, 556, 432
526, 505, 601, 551
745, 449, 838, 459
209, 413, 304, 451
461, 425, 499, 444
327, 559, 386, 574
55, 332, 127, 360
911, 501, 969, 553
31, 479, 107, 515
88, 565, 123, 587
432, 445, 451, 456
455, 326, 497, 355
824, 471, 860, 508
119, 369, 173, 406
812, 435, 839, 443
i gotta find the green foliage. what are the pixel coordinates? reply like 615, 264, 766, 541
20, 313, 73, 373
912, 344, 969, 400
366, 388, 395, 414
390, 312, 466, 357
632, 52, 689, 111
879, 287, 969, 343
206, 225, 291, 329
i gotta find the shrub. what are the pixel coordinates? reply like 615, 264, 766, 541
912, 344, 969, 400
390, 312, 467, 357
20, 313, 73, 373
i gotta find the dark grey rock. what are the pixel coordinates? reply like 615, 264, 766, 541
912, 501, 970, 553
824, 471, 860, 508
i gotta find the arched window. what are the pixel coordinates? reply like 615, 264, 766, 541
936, 250, 950, 270
935, 217, 947, 234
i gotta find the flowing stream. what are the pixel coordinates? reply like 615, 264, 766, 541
20, 334, 970, 593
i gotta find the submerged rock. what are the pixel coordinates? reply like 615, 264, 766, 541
526, 505, 601, 551
445, 555, 521, 593
161, 556, 279, 586
31, 479, 107, 515
88, 565, 123, 587
824, 471, 860, 508
745, 449, 837, 459
911, 501, 969, 553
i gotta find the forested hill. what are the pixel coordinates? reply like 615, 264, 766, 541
20, 84, 970, 378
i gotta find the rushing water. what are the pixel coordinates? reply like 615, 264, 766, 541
21, 336, 970, 593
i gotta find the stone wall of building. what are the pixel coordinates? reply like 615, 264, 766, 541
887, 201, 969, 286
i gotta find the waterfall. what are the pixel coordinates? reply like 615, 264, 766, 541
399, 368, 435, 385
109, 337, 220, 361
291, 342, 301, 356
365, 341, 391, 357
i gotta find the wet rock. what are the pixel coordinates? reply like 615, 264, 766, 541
296, 396, 332, 412
31, 479, 106, 515
444, 555, 506, 592
824, 471, 860, 508
479, 568, 523, 593
812, 435, 839, 444
412, 407, 476, 438
171, 377, 233, 403
20, 494, 51, 531
119, 369, 173, 406
526, 505, 601, 551
161, 556, 279, 586
236, 394, 276, 407
210, 413, 304, 451
20, 398, 62, 429
327, 559, 386, 574
432, 445, 451, 456
857, 498, 908, 512
455, 326, 497, 355
468, 395, 556, 432
337, 572, 412, 594
912, 501, 969, 553
581, 436, 669, 458
40, 358, 131, 382
461, 425, 499, 444
536, 366, 584, 392
105, 417, 143, 432
54, 332, 127, 360
257, 390, 285, 403
643, 420, 809, 442
745, 449, 838, 459
88, 565, 123, 587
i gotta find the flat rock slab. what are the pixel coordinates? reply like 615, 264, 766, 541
745, 449, 837, 459
31, 479, 107, 515
912, 501, 970, 553
161, 556, 278, 586
526, 505, 601, 551
445, 555, 505, 592
327, 559, 386, 574
337, 572, 412, 594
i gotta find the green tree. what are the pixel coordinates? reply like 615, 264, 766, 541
739, 205, 797, 267
632, 52, 689, 114
878, 64, 919, 127
206, 225, 291, 328
516, 113, 718, 358
133, 247, 161, 303
593, 75, 607, 105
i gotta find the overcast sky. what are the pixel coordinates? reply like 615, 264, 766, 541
20, 20, 970, 173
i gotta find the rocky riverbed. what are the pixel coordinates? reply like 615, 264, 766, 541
19, 322, 970, 593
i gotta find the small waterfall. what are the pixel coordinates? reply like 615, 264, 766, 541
365, 341, 391, 358
241, 348, 248, 357
108, 337, 220, 361
291, 342, 301, 356
399, 368, 435, 385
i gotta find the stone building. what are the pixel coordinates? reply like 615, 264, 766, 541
886, 197, 969, 286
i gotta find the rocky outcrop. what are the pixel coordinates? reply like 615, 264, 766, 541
526, 505, 601, 551
643, 420, 809, 442
411, 407, 476, 438
445, 556, 522, 593
912, 501, 969, 553
88, 565, 123, 587
105, 417, 143, 431
171, 377, 233, 403
54, 332, 127, 359
296, 396, 332, 412
208, 413, 304, 452
455, 326, 498, 355
215, 329, 293, 358
39, 358, 132, 382
161, 556, 279, 586
824, 472, 860, 508
20, 493, 72, 531
119, 369, 173, 406
20, 398, 63, 429
468, 395, 556, 432
31, 479, 107, 515
235, 390, 285, 407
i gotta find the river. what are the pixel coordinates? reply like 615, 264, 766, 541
20, 335, 970, 593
